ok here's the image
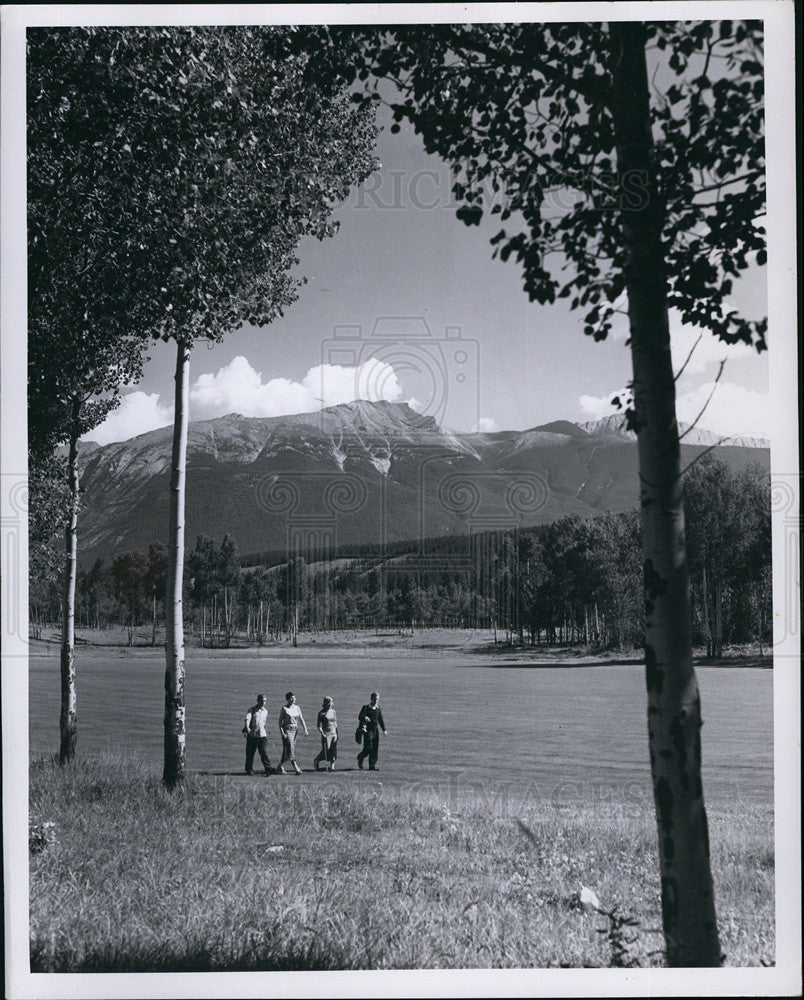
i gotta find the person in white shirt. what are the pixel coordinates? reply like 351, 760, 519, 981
242, 693, 273, 775
278, 691, 308, 774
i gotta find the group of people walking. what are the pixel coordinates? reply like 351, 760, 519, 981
243, 691, 387, 775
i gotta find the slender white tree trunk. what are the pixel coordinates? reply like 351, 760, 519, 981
59, 417, 80, 763
163, 342, 190, 788
714, 583, 723, 659
701, 565, 712, 657
611, 22, 720, 966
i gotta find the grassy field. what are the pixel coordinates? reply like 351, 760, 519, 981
29, 752, 774, 971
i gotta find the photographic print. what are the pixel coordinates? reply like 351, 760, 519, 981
2, 3, 800, 997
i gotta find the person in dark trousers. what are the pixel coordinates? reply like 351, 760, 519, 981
242, 693, 272, 775
357, 692, 388, 771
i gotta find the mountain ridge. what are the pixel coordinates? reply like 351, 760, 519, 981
81, 402, 769, 453
73, 400, 770, 564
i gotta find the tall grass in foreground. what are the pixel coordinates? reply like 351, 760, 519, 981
29, 753, 774, 971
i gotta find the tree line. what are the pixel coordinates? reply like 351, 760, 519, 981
31, 457, 771, 656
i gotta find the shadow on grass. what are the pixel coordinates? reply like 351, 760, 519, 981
455, 653, 772, 669
693, 654, 772, 668
196, 768, 360, 777
452, 659, 642, 669
30, 943, 354, 973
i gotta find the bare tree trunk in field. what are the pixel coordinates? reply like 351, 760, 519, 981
59, 413, 80, 763
164, 342, 190, 789
610, 22, 721, 967
714, 583, 723, 659
701, 565, 712, 657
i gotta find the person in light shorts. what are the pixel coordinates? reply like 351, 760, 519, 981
278, 691, 308, 774
314, 696, 338, 771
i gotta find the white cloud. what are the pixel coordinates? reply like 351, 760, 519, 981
86, 391, 172, 445
406, 397, 424, 413
579, 302, 766, 435
474, 417, 499, 433
190, 355, 403, 420
607, 304, 757, 376
578, 389, 630, 421
676, 381, 769, 439
579, 380, 767, 437
81, 356, 408, 446
668, 311, 756, 376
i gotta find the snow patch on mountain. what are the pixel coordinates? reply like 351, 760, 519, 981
331, 443, 347, 472
578, 415, 635, 440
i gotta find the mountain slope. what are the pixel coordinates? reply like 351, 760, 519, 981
75, 401, 770, 564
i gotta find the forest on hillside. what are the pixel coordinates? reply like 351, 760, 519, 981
31, 455, 771, 655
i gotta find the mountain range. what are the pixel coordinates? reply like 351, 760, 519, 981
74, 400, 769, 565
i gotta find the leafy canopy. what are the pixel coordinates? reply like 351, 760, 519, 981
318, 21, 765, 350
27, 25, 379, 442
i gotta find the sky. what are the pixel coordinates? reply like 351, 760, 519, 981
90, 102, 769, 446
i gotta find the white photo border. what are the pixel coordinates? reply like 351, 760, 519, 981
2, 3, 799, 998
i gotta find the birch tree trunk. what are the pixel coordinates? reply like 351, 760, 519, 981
163, 342, 190, 788
714, 583, 723, 659
702, 565, 712, 658
610, 21, 721, 967
59, 415, 80, 763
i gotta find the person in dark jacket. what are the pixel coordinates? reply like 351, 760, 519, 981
356, 692, 388, 771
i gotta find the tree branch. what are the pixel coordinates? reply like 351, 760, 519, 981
690, 171, 763, 197
673, 333, 703, 382
679, 437, 735, 477
440, 25, 611, 107
678, 359, 726, 440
